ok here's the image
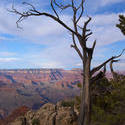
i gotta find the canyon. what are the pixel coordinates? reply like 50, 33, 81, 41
0, 68, 82, 119
0, 68, 124, 122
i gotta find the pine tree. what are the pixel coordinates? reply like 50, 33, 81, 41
116, 15, 125, 35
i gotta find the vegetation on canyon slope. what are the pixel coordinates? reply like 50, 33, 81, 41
62, 73, 125, 125
91, 77, 125, 125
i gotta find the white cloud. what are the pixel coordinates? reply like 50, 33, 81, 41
85, 0, 125, 12
86, 13, 125, 46
0, 2, 124, 69
0, 36, 9, 41
0, 52, 16, 56
35, 62, 65, 69
0, 4, 72, 45
21, 40, 82, 69
114, 62, 125, 71
100, 0, 124, 6
0, 3, 124, 46
0, 58, 19, 62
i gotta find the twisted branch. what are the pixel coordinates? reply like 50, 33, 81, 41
91, 49, 125, 75
9, 2, 80, 36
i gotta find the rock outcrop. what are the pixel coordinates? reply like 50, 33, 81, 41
10, 102, 78, 125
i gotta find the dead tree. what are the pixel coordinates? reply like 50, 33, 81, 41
10, 1, 125, 125
110, 59, 125, 82
110, 60, 119, 82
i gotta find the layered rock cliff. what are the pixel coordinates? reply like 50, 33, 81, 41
0, 69, 82, 118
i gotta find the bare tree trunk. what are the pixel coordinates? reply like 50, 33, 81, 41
79, 58, 91, 125
110, 60, 119, 81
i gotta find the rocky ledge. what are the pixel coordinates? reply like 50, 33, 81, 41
10, 102, 78, 125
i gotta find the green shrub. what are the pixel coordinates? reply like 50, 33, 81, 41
75, 76, 125, 125
32, 118, 40, 125
61, 100, 74, 107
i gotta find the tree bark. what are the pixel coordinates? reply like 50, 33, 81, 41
110, 60, 119, 82
79, 58, 91, 125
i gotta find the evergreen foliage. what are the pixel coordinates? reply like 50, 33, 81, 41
91, 76, 125, 125
61, 100, 74, 107
32, 118, 40, 125
72, 76, 125, 125
116, 15, 125, 35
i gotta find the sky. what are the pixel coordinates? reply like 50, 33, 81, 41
0, 0, 125, 70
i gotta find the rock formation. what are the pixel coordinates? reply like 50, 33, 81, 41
10, 102, 78, 125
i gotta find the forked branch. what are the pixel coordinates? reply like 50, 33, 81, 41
76, 0, 85, 23
9, 2, 80, 36
51, 0, 59, 19
91, 64, 106, 84
71, 33, 83, 60
53, 0, 72, 10
82, 17, 92, 37
110, 59, 119, 73
110, 59, 120, 81
91, 49, 125, 75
